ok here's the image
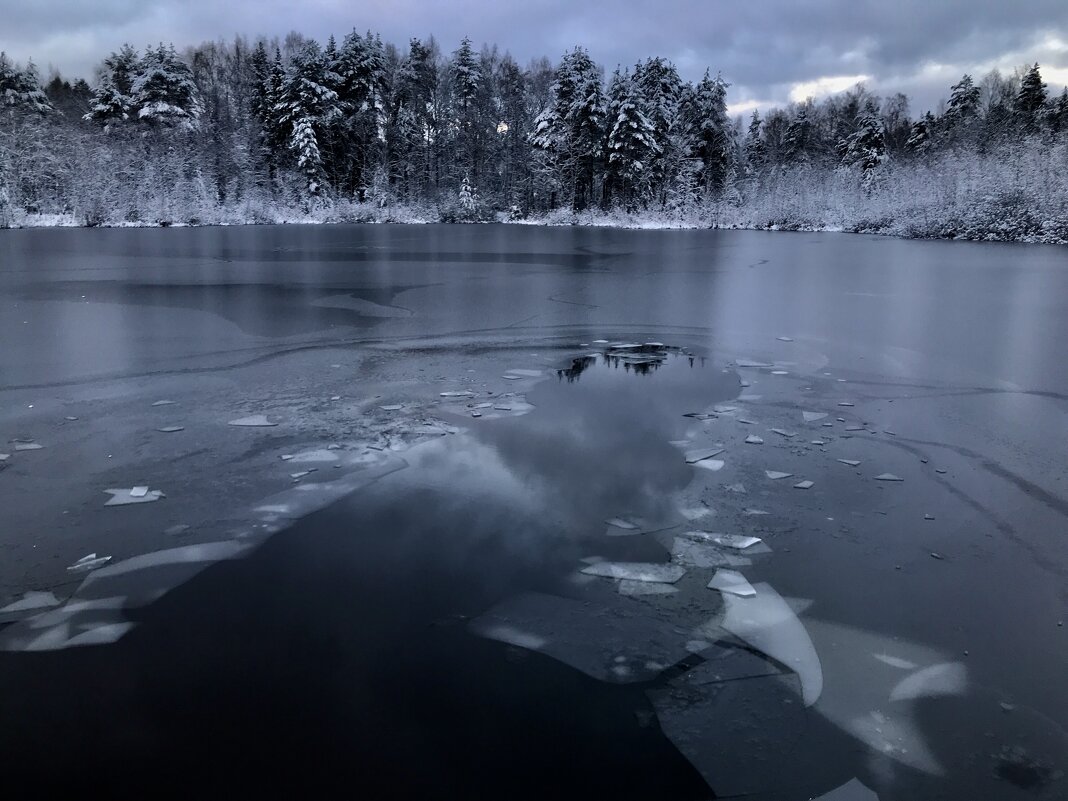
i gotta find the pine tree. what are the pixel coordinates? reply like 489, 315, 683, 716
275, 41, 342, 196
690, 71, 731, 193
529, 47, 606, 210
450, 37, 483, 183
84, 44, 140, 125
744, 111, 766, 175
904, 112, 935, 153
132, 44, 203, 128
783, 102, 813, 163
1014, 63, 1047, 133
1050, 88, 1068, 135
0, 53, 52, 113
842, 111, 887, 181
605, 68, 658, 208
944, 74, 980, 130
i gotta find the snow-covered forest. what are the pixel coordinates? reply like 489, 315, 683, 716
2, 32, 1067, 242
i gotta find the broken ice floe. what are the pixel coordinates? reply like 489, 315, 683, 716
712, 405, 737, 414
0, 591, 61, 615
874, 653, 919, 670
504, 369, 543, 378
793, 480, 814, 489
889, 662, 967, 702
151, 400, 177, 406
838, 402, 855, 407
228, 415, 276, 427
605, 517, 639, 531
694, 459, 725, 471
286, 448, 340, 463
440, 390, 475, 397
720, 582, 823, 706
683, 446, 724, 464
874, 473, 903, 482
156, 426, 184, 433
737, 417, 755, 425
771, 370, 789, 375
14, 442, 43, 451
777, 336, 794, 342
707, 534, 763, 550
164, 524, 191, 536
814, 779, 880, 800
581, 562, 685, 584
0, 453, 8, 460
735, 359, 771, 368
811, 439, 828, 445
770, 428, 796, 438
707, 569, 757, 597
837, 459, 861, 467
745, 508, 770, 515
765, 470, 793, 480
745, 435, 764, 444
802, 411, 828, 423
470, 592, 693, 683
379, 404, 404, 411
104, 487, 164, 506
67, 553, 112, 572
80, 541, 251, 585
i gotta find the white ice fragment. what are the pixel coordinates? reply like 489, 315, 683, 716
811, 440, 828, 445
745, 508, 769, 515
874, 473, 903, 482
737, 417, 755, 425
838, 402, 855, 407
471, 411, 481, 418
793, 480, 814, 489
721, 582, 823, 706
777, 336, 794, 342
83, 541, 250, 581
591, 339, 609, 345
581, 562, 685, 584
151, 400, 177, 406
480, 624, 547, 650
505, 369, 543, 377
837, 459, 861, 467
605, 518, 639, 530
745, 435, 764, 444
770, 428, 796, 438
164, 524, 190, 536
709, 534, 763, 550
694, 459, 725, 471
802, 411, 828, 423
678, 504, 715, 520
874, 653, 918, 670
156, 426, 184, 433
439, 391, 474, 397
765, 470, 793, 480
0, 453, 8, 460
0, 591, 61, 614
502, 375, 522, 380
290, 470, 314, 479
104, 488, 164, 506
725, 482, 746, 494
735, 359, 771, 368
67, 554, 112, 572
287, 449, 339, 463
771, 370, 789, 375
379, 404, 403, 411
707, 569, 756, 597
14, 442, 43, 451
814, 778, 880, 800
712, 405, 737, 414
889, 662, 967, 702
684, 447, 724, 464
618, 579, 678, 596
228, 415, 276, 427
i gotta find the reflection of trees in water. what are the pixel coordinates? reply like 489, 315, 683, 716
557, 348, 702, 383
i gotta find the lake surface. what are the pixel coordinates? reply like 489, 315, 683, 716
1, 224, 1066, 799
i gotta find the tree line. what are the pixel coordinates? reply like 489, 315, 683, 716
1, 31, 1066, 233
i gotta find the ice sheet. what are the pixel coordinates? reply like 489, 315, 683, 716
581, 562, 685, 583
707, 569, 756, 597
721, 582, 823, 706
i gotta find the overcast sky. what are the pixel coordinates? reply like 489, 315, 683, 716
1, 0, 1066, 113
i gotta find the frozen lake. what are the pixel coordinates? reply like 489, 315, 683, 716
1, 224, 1066, 799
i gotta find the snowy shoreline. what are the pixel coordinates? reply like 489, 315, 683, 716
4, 209, 1065, 246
